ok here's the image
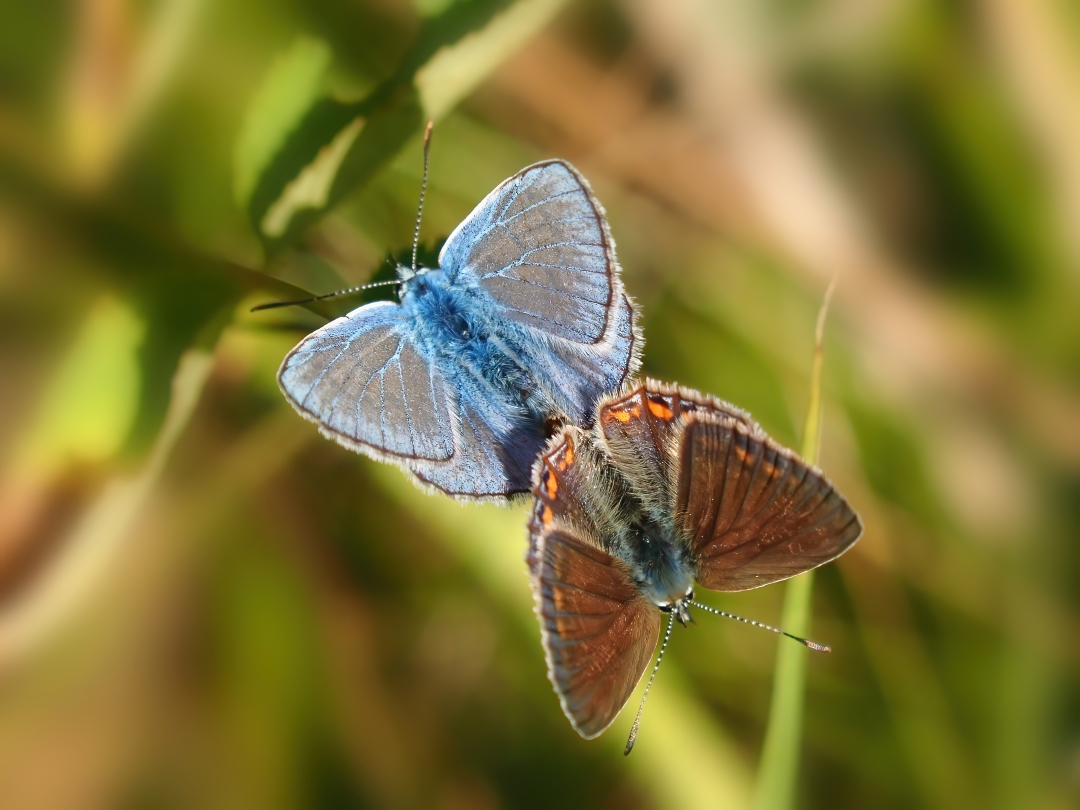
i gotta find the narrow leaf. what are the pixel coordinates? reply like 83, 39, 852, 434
416, 0, 569, 120
241, 0, 568, 255
752, 274, 838, 810
260, 117, 365, 238
0, 349, 214, 664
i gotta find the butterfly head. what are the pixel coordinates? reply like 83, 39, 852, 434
395, 264, 443, 301
657, 587, 695, 626
396, 261, 437, 285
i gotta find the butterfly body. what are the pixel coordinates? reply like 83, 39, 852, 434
277, 160, 639, 499
528, 380, 863, 739
400, 267, 543, 428
565, 477, 695, 610
627, 528, 696, 612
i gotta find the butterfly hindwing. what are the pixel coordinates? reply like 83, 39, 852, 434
405, 393, 545, 498
521, 290, 639, 426
531, 528, 661, 739
529, 429, 595, 543
528, 425, 635, 571
673, 413, 863, 592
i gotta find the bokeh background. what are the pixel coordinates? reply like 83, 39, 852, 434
1, 0, 1079, 807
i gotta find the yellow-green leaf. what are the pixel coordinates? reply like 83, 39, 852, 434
233, 37, 332, 208
15, 295, 144, 475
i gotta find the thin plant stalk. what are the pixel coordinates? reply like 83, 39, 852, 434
752, 274, 838, 810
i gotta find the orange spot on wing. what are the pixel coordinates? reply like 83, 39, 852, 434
647, 399, 674, 420
545, 471, 558, 499
605, 403, 641, 424
734, 445, 752, 464
553, 438, 575, 471
541, 506, 554, 526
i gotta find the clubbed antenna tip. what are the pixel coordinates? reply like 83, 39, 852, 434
689, 601, 831, 653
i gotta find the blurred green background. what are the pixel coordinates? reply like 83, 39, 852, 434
1, 0, 1079, 807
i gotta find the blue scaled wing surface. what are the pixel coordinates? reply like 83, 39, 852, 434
277, 301, 454, 465
439, 159, 639, 425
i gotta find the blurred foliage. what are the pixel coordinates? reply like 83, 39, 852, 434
0, 0, 1078, 809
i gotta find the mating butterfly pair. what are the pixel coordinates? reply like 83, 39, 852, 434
273, 158, 862, 746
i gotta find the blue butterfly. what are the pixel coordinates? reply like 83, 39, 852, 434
278, 160, 640, 499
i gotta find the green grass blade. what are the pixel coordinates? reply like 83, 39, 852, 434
752, 275, 837, 810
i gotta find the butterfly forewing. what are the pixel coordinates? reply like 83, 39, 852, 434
278, 301, 454, 462
532, 529, 661, 739
674, 414, 862, 592
597, 380, 755, 510
441, 161, 620, 345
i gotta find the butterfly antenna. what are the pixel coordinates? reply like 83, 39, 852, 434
624, 613, 676, 756
690, 601, 831, 652
250, 278, 402, 312
411, 120, 434, 274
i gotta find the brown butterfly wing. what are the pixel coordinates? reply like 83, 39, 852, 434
527, 426, 621, 574
531, 529, 661, 739
528, 428, 593, 545
596, 379, 754, 510
675, 413, 862, 592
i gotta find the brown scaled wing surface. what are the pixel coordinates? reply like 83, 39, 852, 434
596, 380, 754, 508
674, 413, 862, 592
530, 528, 661, 739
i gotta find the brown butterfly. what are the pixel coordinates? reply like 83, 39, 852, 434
527, 380, 863, 752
